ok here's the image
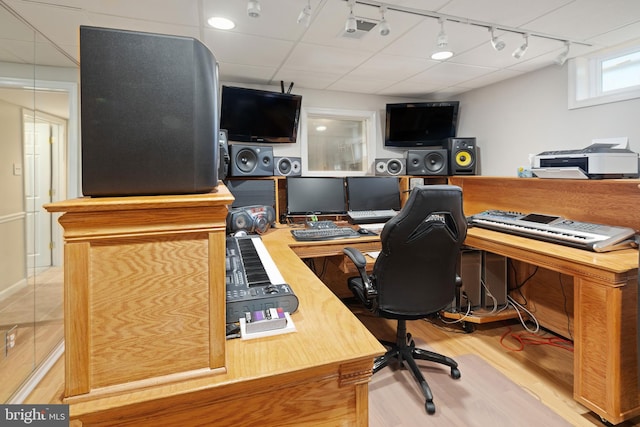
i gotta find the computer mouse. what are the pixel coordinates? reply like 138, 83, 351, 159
357, 228, 372, 235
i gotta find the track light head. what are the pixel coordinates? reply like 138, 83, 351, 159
345, 0, 357, 33
490, 27, 505, 51
555, 41, 571, 66
247, 0, 261, 18
297, 1, 311, 27
378, 5, 390, 36
512, 33, 529, 59
431, 18, 453, 60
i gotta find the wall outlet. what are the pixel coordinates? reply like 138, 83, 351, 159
5, 325, 17, 357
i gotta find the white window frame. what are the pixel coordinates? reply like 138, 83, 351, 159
300, 107, 377, 177
569, 39, 640, 109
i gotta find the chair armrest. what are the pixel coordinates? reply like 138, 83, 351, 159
343, 246, 367, 269
343, 247, 377, 299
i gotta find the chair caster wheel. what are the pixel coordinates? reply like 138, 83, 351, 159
425, 401, 436, 414
451, 367, 461, 379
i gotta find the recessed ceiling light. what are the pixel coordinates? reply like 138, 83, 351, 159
208, 16, 235, 30
316, 125, 327, 132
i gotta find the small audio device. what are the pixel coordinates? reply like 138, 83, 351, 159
227, 205, 276, 234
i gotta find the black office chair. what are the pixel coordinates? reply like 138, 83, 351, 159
343, 184, 467, 415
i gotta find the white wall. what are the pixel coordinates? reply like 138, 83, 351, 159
221, 80, 416, 163
227, 65, 640, 178
456, 64, 640, 176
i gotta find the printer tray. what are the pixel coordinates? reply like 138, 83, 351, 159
532, 167, 589, 179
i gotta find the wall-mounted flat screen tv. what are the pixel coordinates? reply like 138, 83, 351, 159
384, 101, 459, 148
220, 85, 302, 144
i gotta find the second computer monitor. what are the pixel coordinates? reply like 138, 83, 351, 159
346, 177, 401, 211
286, 177, 346, 215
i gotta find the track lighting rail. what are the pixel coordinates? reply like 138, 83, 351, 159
347, 0, 592, 47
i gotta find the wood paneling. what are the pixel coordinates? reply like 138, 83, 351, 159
44, 186, 384, 426
451, 176, 640, 425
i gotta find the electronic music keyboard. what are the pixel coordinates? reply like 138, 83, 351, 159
468, 210, 637, 252
225, 235, 298, 323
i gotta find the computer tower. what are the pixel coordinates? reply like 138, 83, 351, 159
460, 249, 482, 309
482, 252, 508, 309
447, 249, 482, 311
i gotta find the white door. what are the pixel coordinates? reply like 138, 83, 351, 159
24, 117, 52, 270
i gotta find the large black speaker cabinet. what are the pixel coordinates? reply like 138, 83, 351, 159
229, 144, 274, 177
448, 137, 477, 175
406, 149, 448, 176
218, 129, 230, 181
80, 26, 219, 196
374, 158, 405, 176
225, 179, 276, 208
274, 157, 302, 176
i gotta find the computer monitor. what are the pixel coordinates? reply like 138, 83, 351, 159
286, 177, 346, 215
346, 177, 401, 211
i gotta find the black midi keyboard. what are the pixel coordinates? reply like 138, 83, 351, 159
225, 235, 298, 323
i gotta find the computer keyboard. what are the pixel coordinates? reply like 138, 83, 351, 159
347, 209, 398, 224
290, 227, 361, 241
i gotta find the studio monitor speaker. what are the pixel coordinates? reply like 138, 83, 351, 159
274, 157, 302, 176
375, 158, 406, 176
79, 26, 219, 196
448, 137, 477, 175
229, 144, 274, 177
218, 129, 229, 181
406, 149, 449, 176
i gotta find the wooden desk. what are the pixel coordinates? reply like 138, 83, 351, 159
282, 218, 640, 424
45, 190, 384, 426
465, 227, 638, 425
449, 176, 640, 425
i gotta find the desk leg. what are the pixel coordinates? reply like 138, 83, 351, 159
573, 276, 640, 424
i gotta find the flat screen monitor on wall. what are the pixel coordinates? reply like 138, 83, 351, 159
80, 25, 219, 196
286, 177, 346, 215
384, 101, 459, 148
220, 85, 302, 144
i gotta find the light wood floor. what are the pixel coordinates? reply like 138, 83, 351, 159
26, 306, 640, 426
21, 272, 640, 426
347, 301, 640, 427
1, 267, 63, 402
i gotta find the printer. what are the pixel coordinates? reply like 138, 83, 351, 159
532, 140, 639, 179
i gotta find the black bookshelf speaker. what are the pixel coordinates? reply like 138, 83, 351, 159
218, 129, 230, 181
229, 144, 274, 177
448, 137, 477, 175
406, 149, 449, 176
274, 157, 302, 176
374, 158, 405, 176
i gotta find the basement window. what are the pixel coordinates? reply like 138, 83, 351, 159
569, 40, 640, 109
300, 107, 376, 176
